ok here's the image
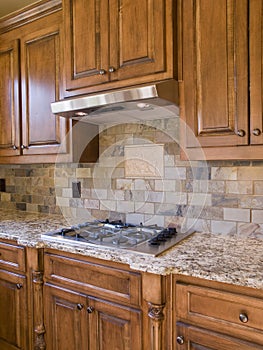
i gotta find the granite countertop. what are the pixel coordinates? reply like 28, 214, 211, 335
0, 209, 262, 290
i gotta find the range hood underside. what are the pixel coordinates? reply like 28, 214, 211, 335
51, 80, 180, 125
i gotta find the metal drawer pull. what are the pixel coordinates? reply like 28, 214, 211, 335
176, 336, 184, 345
239, 313, 248, 323
87, 306, 94, 313
108, 66, 115, 73
77, 303, 84, 310
99, 69, 106, 75
16, 283, 23, 289
237, 129, 245, 137
252, 128, 261, 136
12, 145, 18, 150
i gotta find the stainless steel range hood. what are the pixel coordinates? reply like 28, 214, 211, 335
51, 80, 180, 125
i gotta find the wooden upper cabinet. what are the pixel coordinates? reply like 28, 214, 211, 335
0, 4, 70, 163
249, 0, 263, 146
63, 0, 176, 96
181, 0, 249, 149
0, 40, 20, 157
20, 22, 67, 156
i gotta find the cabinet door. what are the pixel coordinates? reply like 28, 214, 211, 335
250, 0, 263, 145
0, 270, 27, 350
176, 323, 262, 350
88, 296, 142, 350
63, 0, 174, 96
182, 0, 249, 149
109, 0, 169, 82
0, 39, 21, 157
63, 0, 110, 93
20, 21, 68, 156
44, 283, 89, 350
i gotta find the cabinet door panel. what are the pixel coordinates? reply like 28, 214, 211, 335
44, 283, 89, 350
88, 296, 142, 350
109, 0, 167, 81
21, 24, 67, 155
176, 323, 262, 350
64, 0, 109, 92
182, 0, 248, 148
250, 0, 263, 145
0, 39, 20, 156
0, 271, 27, 350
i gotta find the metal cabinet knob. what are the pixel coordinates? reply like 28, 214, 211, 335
87, 306, 95, 314
99, 69, 106, 75
12, 145, 18, 150
236, 129, 245, 137
108, 66, 115, 73
77, 303, 84, 310
252, 128, 261, 136
16, 283, 23, 289
21, 145, 28, 150
176, 336, 184, 345
239, 313, 248, 323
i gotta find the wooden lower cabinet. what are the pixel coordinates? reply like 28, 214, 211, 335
44, 283, 142, 350
43, 251, 146, 350
174, 277, 263, 349
0, 270, 27, 350
176, 323, 262, 349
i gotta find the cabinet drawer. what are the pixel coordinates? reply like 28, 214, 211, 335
44, 253, 141, 307
176, 283, 263, 344
0, 241, 26, 272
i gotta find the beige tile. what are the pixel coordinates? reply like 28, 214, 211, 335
211, 167, 237, 180
254, 181, 263, 195
223, 208, 250, 222
226, 181, 253, 194
252, 210, 263, 223
238, 166, 263, 180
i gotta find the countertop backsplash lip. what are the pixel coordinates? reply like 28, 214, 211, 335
0, 208, 262, 290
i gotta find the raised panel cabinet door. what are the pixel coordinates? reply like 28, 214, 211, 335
0, 271, 27, 350
249, 0, 263, 145
44, 283, 89, 350
175, 323, 262, 349
182, 0, 249, 149
0, 39, 21, 156
88, 296, 143, 350
63, 0, 110, 93
20, 21, 68, 156
109, 0, 171, 82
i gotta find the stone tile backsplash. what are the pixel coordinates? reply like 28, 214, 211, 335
0, 121, 263, 236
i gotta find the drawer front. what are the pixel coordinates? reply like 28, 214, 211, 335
0, 241, 26, 272
44, 253, 141, 307
176, 283, 263, 344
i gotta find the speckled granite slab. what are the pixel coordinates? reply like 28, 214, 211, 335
0, 209, 262, 290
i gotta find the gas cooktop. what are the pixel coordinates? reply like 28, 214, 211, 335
41, 220, 194, 256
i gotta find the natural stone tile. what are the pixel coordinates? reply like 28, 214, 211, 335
211, 220, 237, 235
165, 192, 187, 205
164, 167, 186, 180
100, 200, 116, 211
76, 168, 92, 178
254, 181, 263, 195
188, 193, 212, 206
223, 208, 250, 222
239, 195, 263, 209
226, 181, 253, 194
146, 191, 164, 203
251, 210, 263, 223
117, 200, 134, 213
211, 167, 237, 180
135, 202, 155, 214
84, 199, 99, 209
238, 166, 263, 180
212, 194, 238, 208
